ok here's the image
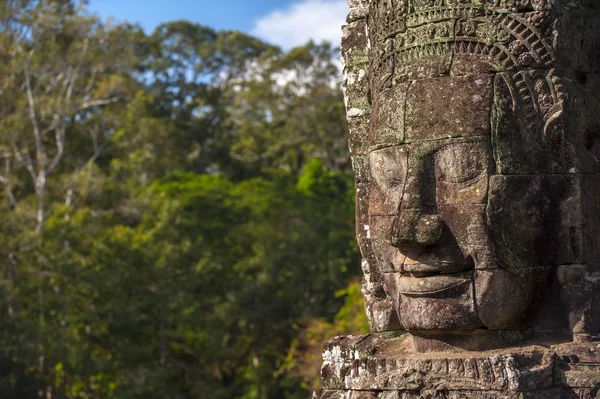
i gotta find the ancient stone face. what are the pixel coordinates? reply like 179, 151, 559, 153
342, 0, 600, 336
313, 3, 600, 398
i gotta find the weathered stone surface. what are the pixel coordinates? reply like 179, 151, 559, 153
474, 268, 546, 330
348, 116, 370, 156
555, 365, 600, 389
491, 70, 600, 175
320, 334, 556, 392
486, 175, 585, 268
385, 271, 481, 331
556, 265, 600, 335
346, 0, 369, 21
315, 0, 600, 397
313, 391, 383, 399
405, 75, 492, 142
554, 343, 600, 389
581, 175, 600, 264
560, 389, 600, 399
368, 146, 407, 216
368, 215, 404, 273
554, 342, 600, 364
318, 336, 600, 395
553, 8, 600, 73
370, 84, 408, 148
343, 18, 370, 159
315, 389, 567, 399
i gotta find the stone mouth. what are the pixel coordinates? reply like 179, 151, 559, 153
402, 260, 468, 274
401, 244, 472, 274
397, 271, 472, 297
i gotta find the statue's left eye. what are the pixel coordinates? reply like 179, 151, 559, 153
435, 141, 489, 185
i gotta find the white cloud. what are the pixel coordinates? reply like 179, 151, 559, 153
252, 0, 347, 49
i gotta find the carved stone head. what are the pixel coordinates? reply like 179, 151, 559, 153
343, 0, 600, 341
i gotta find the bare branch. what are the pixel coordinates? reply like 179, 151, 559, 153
79, 97, 119, 110
23, 65, 44, 169
1, 156, 17, 209
66, 38, 90, 102
11, 143, 37, 188
44, 72, 66, 95
57, 67, 72, 109
84, 67, 98, 94
40, 118, 59, 139
89, 132, 109, 165
46, 122, 65, 175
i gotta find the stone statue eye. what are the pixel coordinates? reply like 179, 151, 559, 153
435, 143, 488, 184
368, 147, 407, 189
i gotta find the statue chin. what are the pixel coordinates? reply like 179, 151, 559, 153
384, 272, 481, 331
383, 267, 546, 333
385, 269, 548, 334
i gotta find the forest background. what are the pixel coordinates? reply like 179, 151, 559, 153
0, 0, 368, 398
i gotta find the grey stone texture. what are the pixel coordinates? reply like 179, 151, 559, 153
342, 0, 600, 339
313, 334, 600, 397
316, 0, 600, 397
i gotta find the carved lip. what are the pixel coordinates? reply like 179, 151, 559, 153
397, 272, 472, 296
402, 261, 467, 274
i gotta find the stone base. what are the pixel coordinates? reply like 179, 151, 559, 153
313, 388, 600, 399
313, 333, 600, 399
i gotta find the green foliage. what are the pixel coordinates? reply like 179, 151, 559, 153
277, 279, 369, 394
0, 2, 364, 398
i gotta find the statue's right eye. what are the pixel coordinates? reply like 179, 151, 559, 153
368, 146, 407, 189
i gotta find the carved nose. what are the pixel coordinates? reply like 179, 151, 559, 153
391, 211, 444, 249
390, 152, 444, 248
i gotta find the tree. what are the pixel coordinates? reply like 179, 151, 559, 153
226, 42, 350, 179
0, 2, 364, 398
0, 1, 143, 396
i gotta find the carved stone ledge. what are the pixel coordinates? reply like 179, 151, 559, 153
318, 333, 600, 397
313, 388, 597, 399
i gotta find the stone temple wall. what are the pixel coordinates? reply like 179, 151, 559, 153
314, 0, 600, 398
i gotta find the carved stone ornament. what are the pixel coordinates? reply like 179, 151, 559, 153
314, 0, 600, 397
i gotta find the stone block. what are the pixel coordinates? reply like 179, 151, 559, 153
553, 8, 600, 73
320, 334, 372, 389
367, 146, 407, 216
342, 19, 369, 67
437, 204, 495, 270
393, 21, 454, 81
474, 268, 551, 330
320, 334, 556, 392
348, 116, 370, 155
560, 388, 600, 399
492, 71, 600, 174
581, 175, 600, 264
405, 75, 493, 142
351, 155, 370, 183
487, 174, 584, 268
556, 264, 600, 335
369, 84, 408, 148
368, 215, 405, 273
347, 0, 369, 21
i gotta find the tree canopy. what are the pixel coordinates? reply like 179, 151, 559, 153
0, 1, 367, 398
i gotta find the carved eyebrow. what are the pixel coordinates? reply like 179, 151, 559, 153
367, 135, 491, 154
367, 143, 409, 153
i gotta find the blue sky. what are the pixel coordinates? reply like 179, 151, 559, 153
87, 0, 347, 49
